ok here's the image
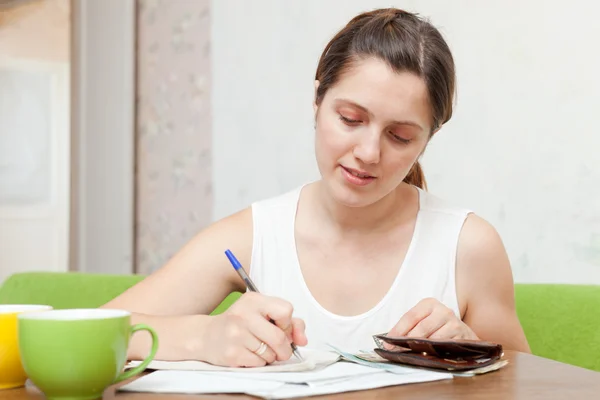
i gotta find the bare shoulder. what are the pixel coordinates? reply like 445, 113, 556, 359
457, 213, 509, 271
456, 213, 514, 295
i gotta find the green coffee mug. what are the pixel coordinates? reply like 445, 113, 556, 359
17, 309, 158, 400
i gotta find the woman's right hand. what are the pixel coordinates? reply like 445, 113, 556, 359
196, 292, 308, 367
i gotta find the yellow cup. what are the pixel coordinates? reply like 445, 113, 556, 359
0, 304, 53, 389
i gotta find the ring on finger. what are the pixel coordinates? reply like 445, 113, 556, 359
254, 341, 268, 356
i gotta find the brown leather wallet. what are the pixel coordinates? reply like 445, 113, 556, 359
372, 334, 504, 371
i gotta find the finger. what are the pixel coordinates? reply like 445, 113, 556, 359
235, 349, 269, 368
222, 340, 267, 367
247, 337, 277, 365
291, 317, 308, 346
428, 322, 461, 340
405, 307, 452, 338
220, 318, 269, 368
406, 318, 445, 338
452, 326, 479, 340
247, 315, 293, 361
237, 293, 297, 344
389, 298, 437, 337
428, 319, 479, 340
256, 295, 295, 333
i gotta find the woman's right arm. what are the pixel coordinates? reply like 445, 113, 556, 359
100, 207, 307, 366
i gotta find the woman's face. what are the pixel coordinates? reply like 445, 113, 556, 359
314, 57, 433, 208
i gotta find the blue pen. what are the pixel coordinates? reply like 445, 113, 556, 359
224, 249, 304, 361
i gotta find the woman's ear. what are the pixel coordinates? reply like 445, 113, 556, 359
313, 80, 320, 114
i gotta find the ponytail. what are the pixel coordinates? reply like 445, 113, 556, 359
403, 161, 427, 190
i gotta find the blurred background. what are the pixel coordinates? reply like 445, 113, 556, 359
0, 0, 598, 285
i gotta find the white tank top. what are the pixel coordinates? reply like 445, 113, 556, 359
249, 184, 472, 353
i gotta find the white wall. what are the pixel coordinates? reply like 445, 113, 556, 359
211, 0, 600, 284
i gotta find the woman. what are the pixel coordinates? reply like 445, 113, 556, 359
103, 8, 530, 367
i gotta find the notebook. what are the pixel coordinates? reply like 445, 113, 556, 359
126, 348, 341, 373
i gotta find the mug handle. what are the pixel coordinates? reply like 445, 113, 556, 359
114, 323, 159, 383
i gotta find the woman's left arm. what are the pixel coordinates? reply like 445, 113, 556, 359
455, 213, 531, 353
388, 213, 531, 353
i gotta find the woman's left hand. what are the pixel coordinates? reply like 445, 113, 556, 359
388, 298, 479, 340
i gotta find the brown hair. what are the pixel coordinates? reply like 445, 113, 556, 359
314, 8, 456, 190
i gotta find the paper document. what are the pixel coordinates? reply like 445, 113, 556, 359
126, 348, 340, 373
119, 361, 452, 398
119, 338, 510, 398
247, 370, 452, 399
120, 345, 455, 398
326, 344, 433, 374
198, 361, 384, 385
119, 371, 285, 394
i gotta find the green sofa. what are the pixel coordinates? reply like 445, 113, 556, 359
1, 272, 598, 371
0, 272, 241, 316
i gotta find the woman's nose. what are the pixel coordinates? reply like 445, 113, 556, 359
352, 130, 381, 165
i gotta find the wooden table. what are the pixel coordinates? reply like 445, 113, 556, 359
2, 351, 600, 400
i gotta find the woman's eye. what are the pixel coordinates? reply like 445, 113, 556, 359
391, 133, 411, 144
339, 114, 361, 124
